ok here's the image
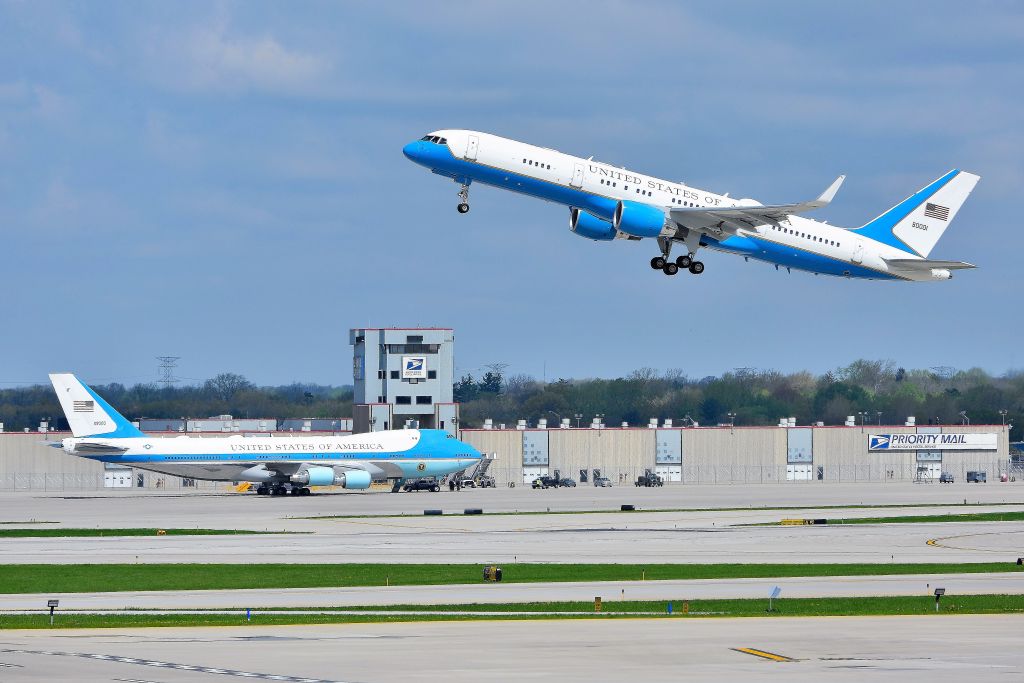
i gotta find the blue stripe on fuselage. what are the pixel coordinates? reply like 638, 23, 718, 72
408, 141, 898, 280
410, 141, 618, 220
711, 234, 900, 280
81, 430, 481, 465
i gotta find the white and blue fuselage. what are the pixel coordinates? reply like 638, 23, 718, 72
49, 372, 480, 494
404, 130, 979, 282
60, 429, 480, 486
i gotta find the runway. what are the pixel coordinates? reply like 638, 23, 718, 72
2, 482, 1022, 530
1, 615, 1021, 682
2, 517, 1022, 564
2, 572, 1022, 611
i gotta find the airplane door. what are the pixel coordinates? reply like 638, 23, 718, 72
852, 242, 864, 264
465, 135, 479, 161
570, 162, 585, 188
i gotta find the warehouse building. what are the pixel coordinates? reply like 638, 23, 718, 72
459, 422, 1012, 486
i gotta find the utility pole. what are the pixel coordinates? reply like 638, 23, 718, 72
156, 357, 180, 387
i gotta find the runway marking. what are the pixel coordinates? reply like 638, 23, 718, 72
0, 648, 343, 682
732, 647, 795, 662
926, 529, 1024, 553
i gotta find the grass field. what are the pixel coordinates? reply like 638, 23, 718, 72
0, 528, 275, 538
1, 562, 1020, 594
824, 511, 1024, 525
2, 594, 1021, 629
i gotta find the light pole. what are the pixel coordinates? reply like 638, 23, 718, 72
959, 411, 969, 426
546, 410, 561, 425
857, 411, 867, 426
574, 413, 583, 429
876, 411, 882, 426
999, 409, 1008, 426
727, 412, 736, 429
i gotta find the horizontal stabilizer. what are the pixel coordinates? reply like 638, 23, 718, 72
883, 258, 976, 271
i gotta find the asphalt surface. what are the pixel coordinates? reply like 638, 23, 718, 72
1, 616, 1022, 682
2, 515, 1022, 564
2, 572, 1022, 611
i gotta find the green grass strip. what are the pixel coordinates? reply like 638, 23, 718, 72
2, 594, 1022, 629
0, 529, 277, 538
1, 562, 1020, 594
824, 511, 1024, 525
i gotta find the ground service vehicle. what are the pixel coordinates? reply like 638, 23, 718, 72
403, 478, 441, 492
636, 470, 664, 487
940, 472, 954, 483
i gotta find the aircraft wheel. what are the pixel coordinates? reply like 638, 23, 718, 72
676, 254, 693, 268
457, 203, 469, 213
663, 262, 679, 275
651, 256, 666, 270
689, 261, 705, 275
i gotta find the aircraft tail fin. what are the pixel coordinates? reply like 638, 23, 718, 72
855, 169, 980, 257
48, 373, 144, 439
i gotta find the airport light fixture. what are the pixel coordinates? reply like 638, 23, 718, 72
574, 413, 583, 429
999, 409, 1008, 425
857, 411, 867, 426
727, 412, 737, 428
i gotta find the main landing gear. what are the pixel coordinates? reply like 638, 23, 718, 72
650, 252, 704, 276
255, 484, 311, 496
457, 183, 470, 213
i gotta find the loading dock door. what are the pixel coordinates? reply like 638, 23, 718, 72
786, 464, 812, 481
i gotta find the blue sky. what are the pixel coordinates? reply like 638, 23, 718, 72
1, 1, 1021, 386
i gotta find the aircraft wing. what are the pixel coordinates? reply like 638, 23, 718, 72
69, 441, 129, 455
669, 175, 845, 236
883, 258, 977, 271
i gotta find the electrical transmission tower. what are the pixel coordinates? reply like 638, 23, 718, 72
156, 356, 181, 386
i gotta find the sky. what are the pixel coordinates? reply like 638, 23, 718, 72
1, 1, 1022, 387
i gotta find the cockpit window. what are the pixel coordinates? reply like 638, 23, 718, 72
420, 135, 448, 145
421, 135, 432, 141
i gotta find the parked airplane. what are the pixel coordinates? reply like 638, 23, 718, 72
48, 373, 480, 496
404, 130, 980, 281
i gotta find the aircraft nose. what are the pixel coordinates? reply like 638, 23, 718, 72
403, 140, 423, 162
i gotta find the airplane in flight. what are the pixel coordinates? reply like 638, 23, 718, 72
48, 373, 481, 496
404, 130, 980, 281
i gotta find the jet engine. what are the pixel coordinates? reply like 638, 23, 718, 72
569, 207, 617, 241
930, 269, 952, 280
291, 467, 372, 489
612, 200, 668, 238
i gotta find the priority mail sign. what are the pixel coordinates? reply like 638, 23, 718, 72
868, 433, 997, 451
401, 355, 427, 379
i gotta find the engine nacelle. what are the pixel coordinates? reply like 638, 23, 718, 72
291, 467, 372, 489
930, 268, 952, 280
613, 200, 668, 238
569, 208, 617, 241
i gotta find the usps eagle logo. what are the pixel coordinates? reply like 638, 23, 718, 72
405, 358, 424, 373
869, 435, 891, 450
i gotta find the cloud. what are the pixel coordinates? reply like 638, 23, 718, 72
151, 20, 331, 96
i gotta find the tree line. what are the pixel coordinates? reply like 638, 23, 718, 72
0, 373, 353, 432
2, 362, 1021, 440
454, 360, 1023, 440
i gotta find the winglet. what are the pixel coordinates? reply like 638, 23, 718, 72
815, 175, 845, 206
